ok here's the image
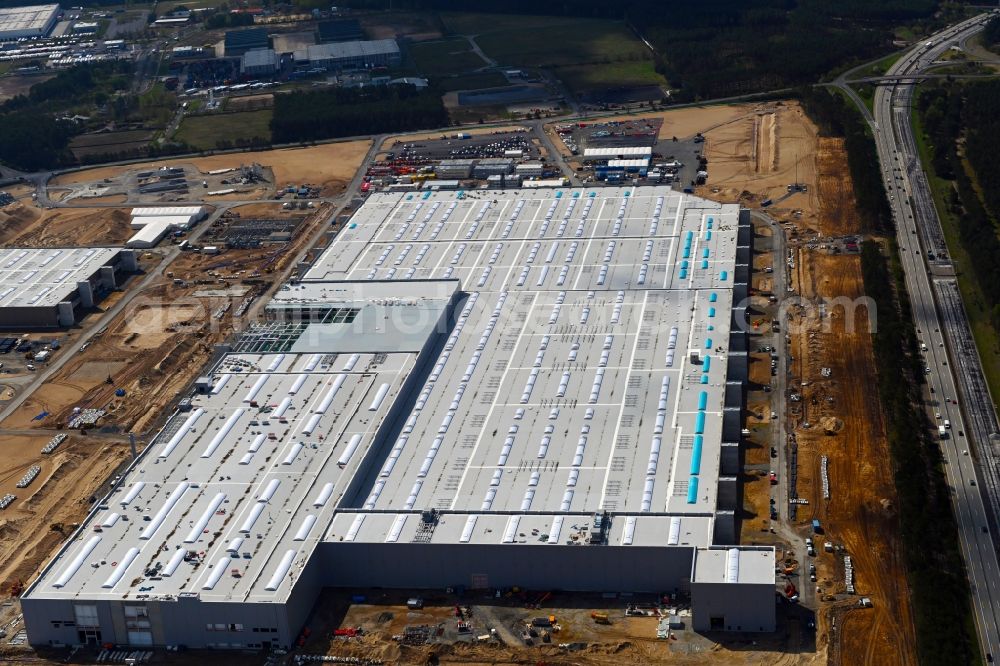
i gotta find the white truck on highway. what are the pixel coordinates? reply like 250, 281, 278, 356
939, 425, 948, 439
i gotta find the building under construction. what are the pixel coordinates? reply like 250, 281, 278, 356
20, 186, 772, 650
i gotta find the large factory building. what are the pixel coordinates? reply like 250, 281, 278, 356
0, 248, 137, 328
21, 187, 773, 650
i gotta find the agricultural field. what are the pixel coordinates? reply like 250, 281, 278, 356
555, 61, 666, 96
408, 36, 488, 77
437, 13, 665, 97
472, 20, 650, 68
68, 129, 155, 161
437, 71, 509, 92
360, 11, 443, 42
175, 110, 273, 150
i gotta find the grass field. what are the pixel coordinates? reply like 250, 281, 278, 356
852, 82, 876, 114
175, 110, 272, 150
437, 71, 508, 92
447, 103, 511, 124
910, 102, 1000, 407
134, 84, 176, 126
441, 12, 582, 35
473, 20, 649, 68
554, 60, 665, 94
441, 14, 664, 95
863, 51, 904, 78
408, 37, 487, 77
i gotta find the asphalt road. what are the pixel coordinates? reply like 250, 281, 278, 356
866, 12, 1000, 660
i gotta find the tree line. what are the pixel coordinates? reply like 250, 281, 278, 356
271, 84, 448, 144
918, 80, 1000, 333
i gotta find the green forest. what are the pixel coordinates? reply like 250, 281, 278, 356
918, 80, 1000, 332
271, 84, 448, 144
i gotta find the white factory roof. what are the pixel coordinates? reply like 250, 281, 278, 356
0, 247, 119, 309
130, 215, 197, 230
126, 220, 174, 247
28, 186, 743, 603
131, 206, 204, 219
300, 38, 399, 63
691, 546, 775, 585
31, 349, 424, 601
242, 47, 277, 68
520, 178, 569, 188
607, 158, 651, 168
129, 207, 204, 237
304, 187, 739, 536
0, 4, 59, 35
584, 146, 652, 158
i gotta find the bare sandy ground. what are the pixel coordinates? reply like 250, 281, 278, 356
695, 101, 820, 222
597, 104, 755, 139
51, 140, 373, 194
387, 125, 529, 144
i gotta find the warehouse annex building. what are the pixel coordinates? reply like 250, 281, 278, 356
0, 4, 60, 41
21, 186, 773, 650
0, 248, 137, 328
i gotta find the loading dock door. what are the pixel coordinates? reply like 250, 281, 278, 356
127, 630, 153, 646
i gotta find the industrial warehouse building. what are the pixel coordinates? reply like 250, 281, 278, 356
224, 28, 270, 57
127, 206, 206, 249
0, 248, 136, 327
240, 48, 279, 76
434, 159, 475, 179
21, 187, 772, 650
294, 39, 400, 70
0, 4, 60, 41
583, 146, 653, 160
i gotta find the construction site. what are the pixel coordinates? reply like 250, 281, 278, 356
693, 101, 917, 664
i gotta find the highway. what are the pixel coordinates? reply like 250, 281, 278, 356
868, 12, 1000, 660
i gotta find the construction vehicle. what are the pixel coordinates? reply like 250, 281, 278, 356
591, 612, 610, 625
